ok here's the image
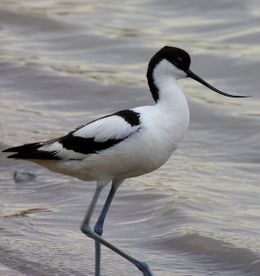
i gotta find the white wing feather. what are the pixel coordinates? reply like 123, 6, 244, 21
73, 115, 139, 142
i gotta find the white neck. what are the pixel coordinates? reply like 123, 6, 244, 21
156, 75, 183, 104
152, 62, 188, 110
151, 61, 190, 138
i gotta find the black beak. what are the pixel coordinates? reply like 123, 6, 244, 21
186, 69, 249, 98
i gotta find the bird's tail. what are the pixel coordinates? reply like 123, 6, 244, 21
3, 142, 60, 160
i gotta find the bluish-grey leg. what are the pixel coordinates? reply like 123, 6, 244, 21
81, 179, 153, 276
80, 183, 104, 276
94, 181, 121, 276
81, 185, 103, 227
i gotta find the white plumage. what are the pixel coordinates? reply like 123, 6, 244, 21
74, 115, 139, 141
3, 46, 245, 276
37, 102, 189, 182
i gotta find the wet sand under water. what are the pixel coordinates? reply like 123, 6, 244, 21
1, 1, 260, 275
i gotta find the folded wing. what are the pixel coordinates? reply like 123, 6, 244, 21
3, 109, 141, 160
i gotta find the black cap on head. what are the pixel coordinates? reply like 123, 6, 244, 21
148, 46, 191, 72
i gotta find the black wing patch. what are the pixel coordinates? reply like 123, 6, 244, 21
59, 109, 141, 154
60, 109, 141, 154
3, 142, 61, 160
114, 110, 140, 127
59, 135, 124, 155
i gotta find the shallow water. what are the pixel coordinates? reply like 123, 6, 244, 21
1, 1, 260, 275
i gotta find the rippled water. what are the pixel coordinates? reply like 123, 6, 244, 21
1, 1, 260, 275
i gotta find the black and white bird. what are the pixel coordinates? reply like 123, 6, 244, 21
3, 46, 247, 276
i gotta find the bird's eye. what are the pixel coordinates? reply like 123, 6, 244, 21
173, 57, 183, 66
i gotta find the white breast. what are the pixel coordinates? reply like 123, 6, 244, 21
86, 101, 189, 180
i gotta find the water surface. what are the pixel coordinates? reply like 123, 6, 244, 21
1, 1, 260, 275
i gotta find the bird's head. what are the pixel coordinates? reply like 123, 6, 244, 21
147, 46, 248, 102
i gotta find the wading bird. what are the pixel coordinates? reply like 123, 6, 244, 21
3, 46, 247, 276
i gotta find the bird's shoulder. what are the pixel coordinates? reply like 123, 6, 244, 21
57, 109, 141, 156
